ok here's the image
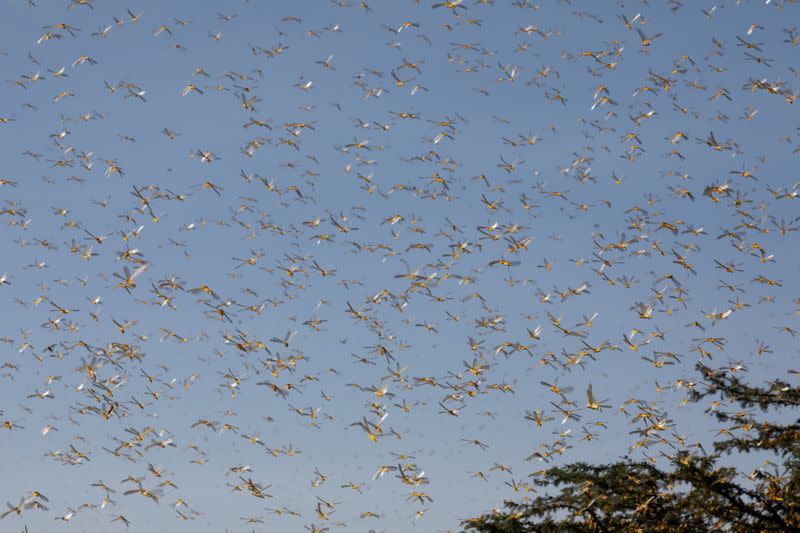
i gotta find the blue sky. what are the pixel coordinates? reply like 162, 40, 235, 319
1, 0, 799, 531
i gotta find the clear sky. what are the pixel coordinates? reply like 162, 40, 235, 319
1, 0, 799, 531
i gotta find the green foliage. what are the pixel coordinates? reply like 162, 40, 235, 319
462, 364, 800, 532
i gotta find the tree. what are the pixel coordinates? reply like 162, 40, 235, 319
462, 363, 800, 532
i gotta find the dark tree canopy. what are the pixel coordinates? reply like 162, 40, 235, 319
462, 364, 800, 532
